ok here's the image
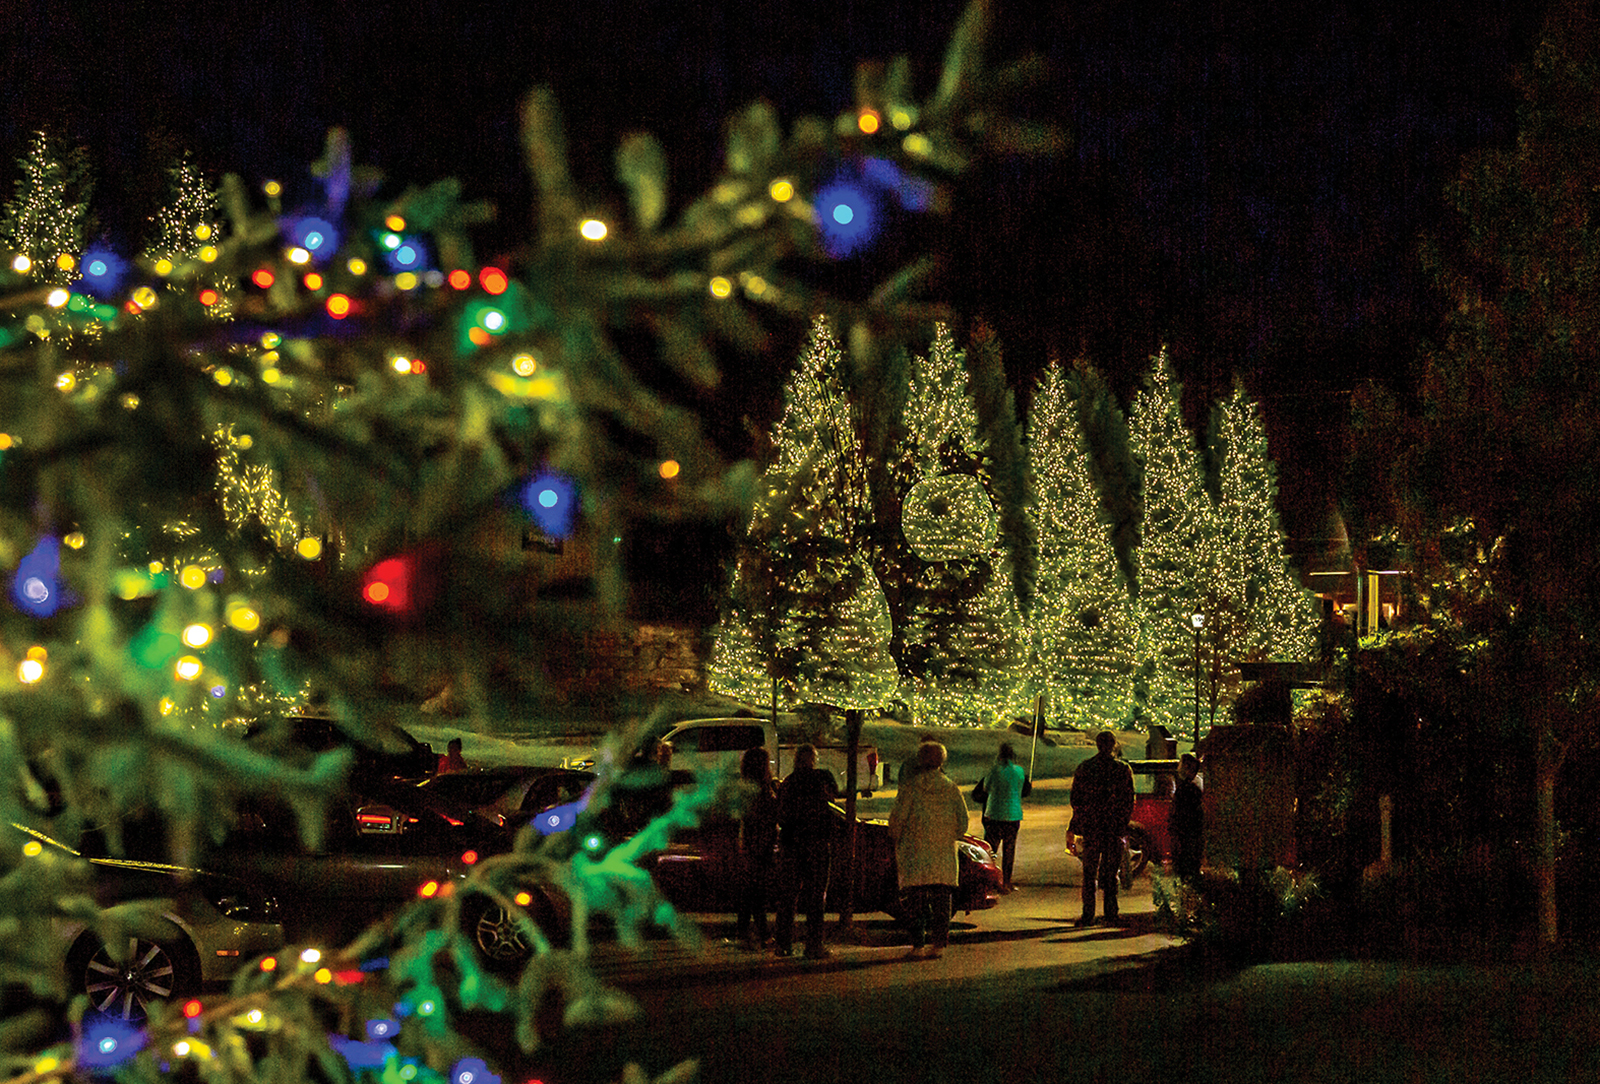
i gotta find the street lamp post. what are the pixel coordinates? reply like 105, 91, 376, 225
1190, 610, 1205, 741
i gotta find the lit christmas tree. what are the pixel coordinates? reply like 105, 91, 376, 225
0, 5, 1062, 1080
143, 152, 232, 316
896, 323, 1028, 727
1028, 359, 1137, 731
1128, 348, 1214, 737
1206, 381, 1319, 712
0, 130, 93, 285
716, 315, 898, 712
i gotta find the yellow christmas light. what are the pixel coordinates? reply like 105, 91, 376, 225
579, 218, 608, 241
347, 257, 367, 275
194, 223, 212, 241
175, 656, 203, 681
263, 180, 282, 196
46, 289, 68, 308
64, 531, 85, 549
659, 459, 681, 479
55, 253, 74, 271
154, 258, 174, 276
132, 286, 158, 308
385, 214, 406, 231
199, 246, 218, 262
857, 109, 881, 134
54, 371, 75, 391
287, 247, 310, 265
709, 276, 733, 299
394, 271, 418, 290
182, 623, 213, 649
511, 353, 538, 376
18, 658, 44, 684
769, 179, 795, 202
227, 604, 261, 632
296, 537, 323, 560
10, 255, 30, 273
179, 565, 208, 589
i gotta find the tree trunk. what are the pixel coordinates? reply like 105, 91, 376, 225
838, 708, 862, 934
1534, 710, 1559, 949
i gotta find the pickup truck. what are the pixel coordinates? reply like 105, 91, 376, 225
641, 717, 882, 796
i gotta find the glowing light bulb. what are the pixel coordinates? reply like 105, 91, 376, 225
175, 656, 202, 681
153, 258, 174, 276
182, 623, 213, 648
512, 353, 537, 376
347, 257, 368, 275
18, 658, 44, 684
179, 565, 207, 589
300, 948, 322, 964
659, 459, 681, 479
448, 268, 471, 289
198, 288, 220, 306
260, 331, 281, 348
287, 247, 310, 264
199, 246, 218, 263
857, 110, 881, 134
769, 179, 795, 202
709, 276, 732, 298
56, 253, 75, 271
227, 604, 261, 632
385, 214, 406, 231
64, 532, 85, 549
326, 294, 352, 319
194, 224, 212, 241
251, 268, 275, 288
579, 218, 608, 241
46, 289, 68, 307
132, 286, 158, 309
394, 271, 418, 290
11, 254, 31, 272
297, 536, 323, 560
263, 180, 282, 196
303, 272, 323, 290
832, 204, 854, 225
479, 267, 509, 294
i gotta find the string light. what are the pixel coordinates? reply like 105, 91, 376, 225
579, 218, 608, 241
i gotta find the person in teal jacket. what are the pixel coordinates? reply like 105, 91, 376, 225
974, 742, 1031, 892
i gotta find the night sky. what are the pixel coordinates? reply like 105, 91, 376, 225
3, 0, 1554, 537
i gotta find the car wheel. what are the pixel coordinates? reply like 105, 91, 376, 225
464, 891, 566, 971
1123, 828, 1153, 884
66, 931, 199, 1023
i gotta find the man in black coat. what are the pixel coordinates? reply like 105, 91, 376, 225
1070, 730, 1135, 926
774, 744, 840, 959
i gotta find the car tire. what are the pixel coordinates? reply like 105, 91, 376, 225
1123, 827, 1153, 883
66, 929, 200, 1023
463, 891, 563, 971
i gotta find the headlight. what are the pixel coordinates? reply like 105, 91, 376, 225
958, 841, 990, 864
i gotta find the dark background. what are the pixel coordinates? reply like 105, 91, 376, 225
1, 0, 1554, 540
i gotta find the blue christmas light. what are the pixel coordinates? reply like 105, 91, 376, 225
77, 245, 128, 300
815, 179, 880, 258
520, 471, 578, 540
450, 1057, 499, 1084
381, 234, 429, 273
11, 536, 72, 617
78, 1018, 145, 1069
284, 216, 340, 259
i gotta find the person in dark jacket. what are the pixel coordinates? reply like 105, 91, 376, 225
1170, 752, 1204, 881
735, 745, 780, 950
774, 744, 839, 959
1069, 730, 1135, 926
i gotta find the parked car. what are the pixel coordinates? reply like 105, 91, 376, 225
649, 799, 1002, 919
7, 822, 285, 1023
1067, 758, 1184, 882
352, 767, 597, 842
241, 708, 438, 792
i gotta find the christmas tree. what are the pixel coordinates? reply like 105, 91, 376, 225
0, 4, 1062, 1079
716, 316, 898, 712
1128, 349, 1213, 737
1028, 359, 1137, 731
0, 130, 93, 286
895, 323, 1028, 727
142, 152, 231, 315
1205, 381, 1319, 717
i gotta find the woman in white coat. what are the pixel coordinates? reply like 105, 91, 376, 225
889, 740, 969, 958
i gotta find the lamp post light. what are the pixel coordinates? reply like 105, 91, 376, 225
1190, 610, 1205, 741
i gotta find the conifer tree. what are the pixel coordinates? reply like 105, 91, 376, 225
896, 323, 1027, 726
719, 316, 898, 711
1029, 360, 1137, 731
0, 130, 93, 285
1128, 349, 1213, 737
143, 152, 230, 315
1206, 381, 1319, 716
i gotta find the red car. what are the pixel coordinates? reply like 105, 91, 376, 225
1069, 759, 1183, 882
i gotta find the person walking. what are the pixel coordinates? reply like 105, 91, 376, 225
774, 744, 839, 960
1069, 730, 1135, 926
735, 745, 780, 950
889, 740, 969, 959
1170, 752, 1204, 881
975, 742, 1031, 892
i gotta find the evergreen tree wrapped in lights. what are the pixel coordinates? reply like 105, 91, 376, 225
1029, 360, 1137, 731
1205, 381, 1319, 715
1128, 349, 1213, 736
896, 323, 1027, 726
716, 316, 898, 712
0, 4, 1061, 1080
0, 130, 93, 285
142, 152, 231, 315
